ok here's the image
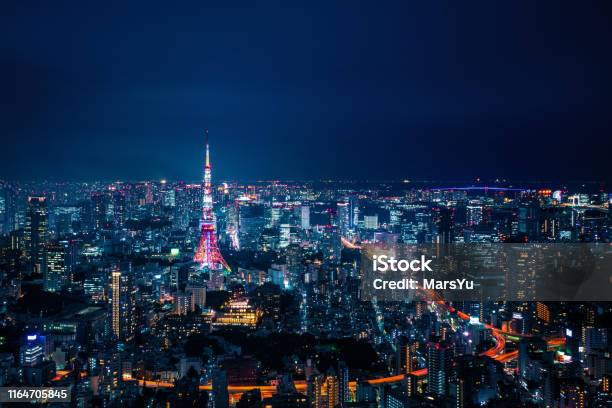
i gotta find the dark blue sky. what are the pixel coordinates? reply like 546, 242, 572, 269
1, 1, 611, 182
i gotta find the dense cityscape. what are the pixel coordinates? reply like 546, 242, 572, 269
0, 138, 610, 408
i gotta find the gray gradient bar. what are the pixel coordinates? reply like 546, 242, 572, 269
359, 243, 612, 302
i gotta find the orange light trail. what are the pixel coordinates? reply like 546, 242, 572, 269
341, 236, 361, 249
51, 370, 71, 382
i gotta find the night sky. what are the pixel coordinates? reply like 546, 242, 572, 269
2, 2, 611, 183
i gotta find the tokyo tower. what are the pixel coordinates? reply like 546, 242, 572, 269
194, 130, 231, 272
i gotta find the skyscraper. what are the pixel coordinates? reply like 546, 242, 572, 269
111, 265, 135, 341
301, 205, 311, 230
337, 201, 348, 236
325, 370, 339, 408
0, 185, 16, 235
320, 225, 341, 263
91, 192, 107, 230
396, 337, 415, 374
186, 284, 207, 310
194, 130, 230, 271
112, 190, 126, 228
348, 195, 358, 231
435, 206, 453, 244
111, 269, 121, 339
337, 361, 349, 407
25, 196, 48, 273
20, 334, 45, 367
427, 339, 453, 397
308, 373, 325, 408
44, 241, 68, 292
174, 290, 193, 315
364, 214, 378, 230
238, 201, 266, 251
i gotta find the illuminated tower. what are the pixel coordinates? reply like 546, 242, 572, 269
194, 130, 230, 272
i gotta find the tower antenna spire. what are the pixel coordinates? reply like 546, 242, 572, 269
205, 129, 210, 167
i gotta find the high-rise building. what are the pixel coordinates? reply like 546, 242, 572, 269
161, 185, 176, 207
269, 203, 281, 227
396, 337, 415, 374
364, 214, 378, 230
558, 380, 586, 408
383, 386, 411, 408
404, 373, 419, 397
348, 195, 358, 230
517, 201, 541, 240
111, 269, 121, 339
451, 378, 467, 408
112, 190, 126, 228
325, 370, 339, 408
238, 202, 266, 251
301, 205, 310, 230
320, 226, 341, 263
99, 349, 120, 398
20, 334, 46, 367
279, 223, 292, 248
174, 290, 193, 315
25, 196, 48, 273
307, 373, 325, 408
170, 265, 189, 291
84, 271, 106, 303
44, 241, 68, 292
466, 200, 483, 226
91, 192, 107, 230
584, 327, 608, 355
111, 265, 135, 341
536, 302, 551, 323
602, 374, 611, 393
337, 361, 349, 407
356, 381, 376, 403
51, 204, 80, 236
427, 339, 453, 397
186, 284, 206, 310
435, 206, 453, 244
337, 201, 349, 236
0, 185, 16, 234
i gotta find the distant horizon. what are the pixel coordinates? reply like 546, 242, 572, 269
2, 177, 607, 188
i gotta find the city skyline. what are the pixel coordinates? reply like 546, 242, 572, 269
0, 140, 610, 406
1, 3, 611, 407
